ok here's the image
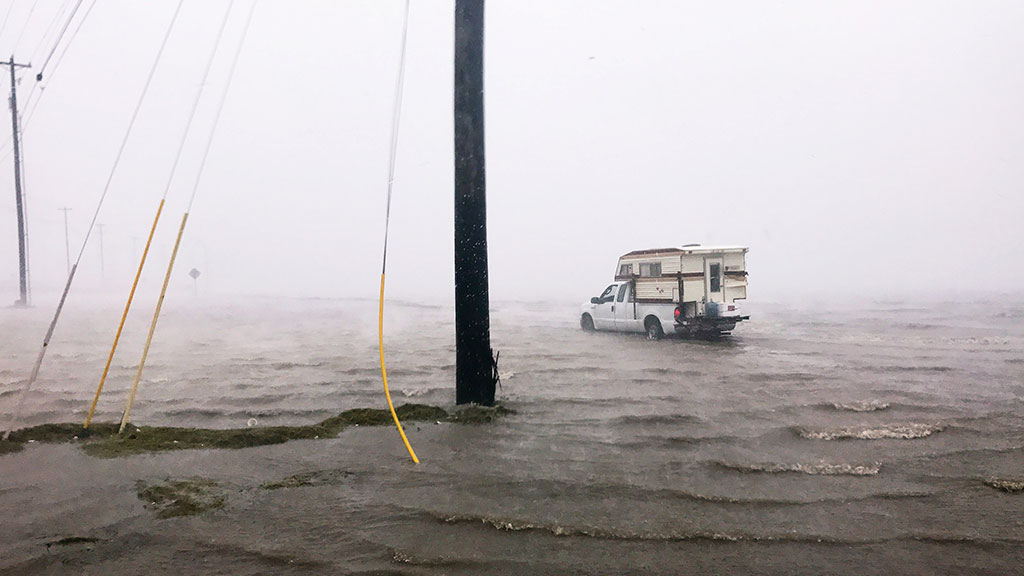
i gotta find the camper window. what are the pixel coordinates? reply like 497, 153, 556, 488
639, 262, 661, 277
618, 264, 633, 276
709, 263, 721, 292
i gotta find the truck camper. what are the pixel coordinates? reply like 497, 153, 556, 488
580, 245, 750, 339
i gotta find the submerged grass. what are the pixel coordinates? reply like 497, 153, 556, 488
46, 536, 103, 548
450, 405, 516, 424
137, 478, 225, 518
261, 469, 353, 490
1, 403, 514, 458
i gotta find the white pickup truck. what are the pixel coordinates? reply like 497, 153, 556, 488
579, 246, 750, 339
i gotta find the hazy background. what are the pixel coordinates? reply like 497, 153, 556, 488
0, 0, 1022, 306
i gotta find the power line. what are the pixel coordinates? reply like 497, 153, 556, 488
0, 0, 90, 160
72, 0, 185, 267
12, 0, 40, 52
4, 0, 95, 154
58, 206, 71, 275
0, 1, 15, 45
165, 0, 236, 205
30, 0, 73, 67
35, 0, 83, 81
185, 0, 257, 212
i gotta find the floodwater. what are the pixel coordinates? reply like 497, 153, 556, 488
1, 295, 1023, 574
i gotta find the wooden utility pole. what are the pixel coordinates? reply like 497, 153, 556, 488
454, 0, 497, 405
3, 56, 31, 306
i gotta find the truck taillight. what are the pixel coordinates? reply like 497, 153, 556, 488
674, 307, 681, 320
728, 305, 735, 312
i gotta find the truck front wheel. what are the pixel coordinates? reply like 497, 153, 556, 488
580, 314, 595, 332
645, 317, 664, 340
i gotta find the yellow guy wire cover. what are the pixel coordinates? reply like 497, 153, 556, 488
379, 272, 419, 463
84, 198, 165, 429
119, 211, 188, 433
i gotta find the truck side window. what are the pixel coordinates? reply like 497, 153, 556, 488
709, 263, 721, 292
600, 285, 616, 302
618, 264, 633, 276
617, 284, 628, 302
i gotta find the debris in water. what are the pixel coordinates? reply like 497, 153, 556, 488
983, 479, 1024, 493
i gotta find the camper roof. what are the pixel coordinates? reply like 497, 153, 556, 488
621, 246, 748, 259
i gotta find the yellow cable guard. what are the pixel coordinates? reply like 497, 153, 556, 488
119, 211, 189, 434
379, 272, 419, 463
84, 198, 165, 429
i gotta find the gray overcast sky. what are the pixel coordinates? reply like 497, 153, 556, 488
1, 0, 1022, 305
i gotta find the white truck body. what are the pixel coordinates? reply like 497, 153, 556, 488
580, 245, 749, 338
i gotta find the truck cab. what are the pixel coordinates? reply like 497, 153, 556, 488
581, 281, 677, 339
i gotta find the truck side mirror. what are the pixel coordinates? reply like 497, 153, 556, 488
590, 297, 601, 304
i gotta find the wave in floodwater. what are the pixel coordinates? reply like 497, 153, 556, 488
271, 361, 324, 370
716, 461, 883, 476
796, 423, 944, 440
828, 400, 890, 412
434, 513, 1016, 546
437, 513, 778, 542
612, 413, 702, 426
868, 365, 956, 373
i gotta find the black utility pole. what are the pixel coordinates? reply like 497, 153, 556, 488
4, 56, 30, 306
454, 0, 497, 405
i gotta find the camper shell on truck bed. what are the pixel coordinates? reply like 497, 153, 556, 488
615, 245, 748, 314
575, 245, 749, 338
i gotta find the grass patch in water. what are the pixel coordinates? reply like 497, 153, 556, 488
449, 404, 516, 424
5, 422, 120, 443
46, 536, 102, 548
2, 403, 513, 458
262, 469, 353, 490
0, 440, 24, 455
137, 478, 225, 518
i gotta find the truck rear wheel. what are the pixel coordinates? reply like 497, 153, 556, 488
580, 314, 595, 332
645, 317, 664, 340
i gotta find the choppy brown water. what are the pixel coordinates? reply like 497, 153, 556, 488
2, 296, 1023, 574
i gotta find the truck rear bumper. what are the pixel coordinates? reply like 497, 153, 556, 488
674, 315, 749, 336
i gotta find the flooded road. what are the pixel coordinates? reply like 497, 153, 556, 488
2, 296, 1023, 574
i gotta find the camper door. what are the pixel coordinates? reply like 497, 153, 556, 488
704, 257, 724, 303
